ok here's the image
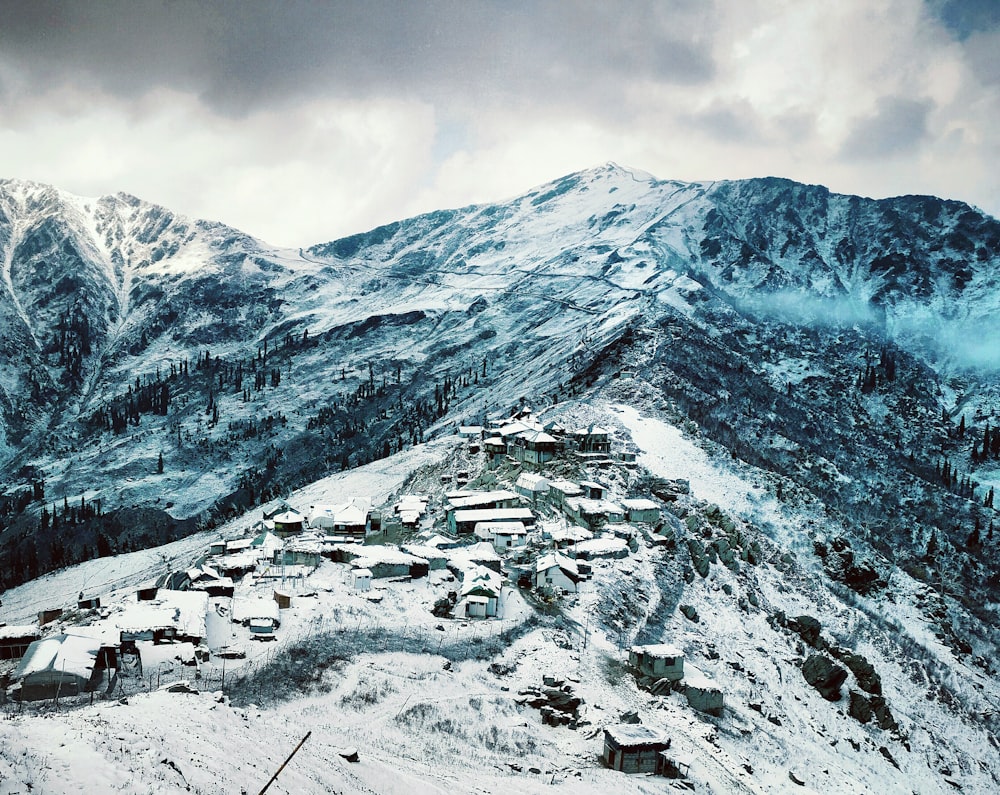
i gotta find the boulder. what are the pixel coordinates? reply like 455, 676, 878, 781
870, 695, 898, 732
680, 604, 700, 623
788, 615, 823, 648
802, 654, 848, 701
838, 651, 882, 695
848, 690, 873, 724
687, 538, 711, 577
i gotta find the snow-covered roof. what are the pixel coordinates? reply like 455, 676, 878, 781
352, 568, 372, 578
112, 590, 208, 639
516, 429, 557, 445
622, 498, 660, 511
215, 551, 261, 570
476, 521, 527, 536
566, 497, 624, 516
447, 489, 517, 509
272, 510, 305, 524
452, 507, 534, 523
352, 546, 427, 567
460, 565, 502, 597
226, 538, 254, 552
548, 479, 583, 496
631, 643, 684, 659
535, 551, 579, 577
0, 624, 40, 640
458, 425, 484, 436
498, 420, 539, 437
188, 570, 235, 591
251, 530, 285, 556
137, 640, 196, 667
684, 663, 721, 692
604, 723, 669, 748
551, 526, 593, 544
13, 632, 102, 682
310, 500, 370, 526
284, 534, 325, 553
231, 596, 280, 623
574, 537, 628, 556
515, 473, 550, 491
421, 533, 462, 549
401, 543, 448, 561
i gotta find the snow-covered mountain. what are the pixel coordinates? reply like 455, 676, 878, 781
0, 164, 997, 585
1, 164, 999, 793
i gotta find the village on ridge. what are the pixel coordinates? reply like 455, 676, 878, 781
2, 407, 729, 780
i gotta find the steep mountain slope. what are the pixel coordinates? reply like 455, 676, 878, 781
0, 166, 997, 599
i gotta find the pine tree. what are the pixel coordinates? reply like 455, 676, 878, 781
925, 530, 939, 558
157, 451, 164, 474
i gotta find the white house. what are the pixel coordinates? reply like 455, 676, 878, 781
351, 567, 373, 592
11, 632, 106, 700
271, 510, 306, 537
548, 479, 584, 507
684, 664, 724, 716
459, 565, 502, 618
534, 551, 580, 593
310, 498, 371, 538
509, 429, 558, 465
514, 473, 550, 503
450, 507, 535, 535
475, 521, 528, 554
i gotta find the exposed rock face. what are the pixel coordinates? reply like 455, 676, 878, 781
834, 649, 882, 695
788, 615, 823, 648
813, 536, 885, 595
849, 690, 874, 723
687, 539, 711, 578
802, 654, 848, 701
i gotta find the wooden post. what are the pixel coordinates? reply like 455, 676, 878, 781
257, 731, 311, 795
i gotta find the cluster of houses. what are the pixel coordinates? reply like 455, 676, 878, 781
459, 411, 617, 470
1, 410, 726, 779
2, 587, 209, 701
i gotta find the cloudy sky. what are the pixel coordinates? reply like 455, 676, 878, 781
0, 0, 998, 246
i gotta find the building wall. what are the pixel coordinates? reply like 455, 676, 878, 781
536, 567, 577, 593
603, 743, 664, 774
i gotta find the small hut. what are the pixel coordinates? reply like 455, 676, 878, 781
629, 644, 684, 681
602, 724, 671, 773
351, 568, 372, 592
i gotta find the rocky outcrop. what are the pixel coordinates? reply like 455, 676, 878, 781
517, 677, 585, 728
801, 654, 848, 701
813, 536, 885, 595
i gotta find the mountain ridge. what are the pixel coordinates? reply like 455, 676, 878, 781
0, 165, 997, 594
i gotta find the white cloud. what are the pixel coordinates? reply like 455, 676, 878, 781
0, 0, 997, 246
0, 85, 437, 245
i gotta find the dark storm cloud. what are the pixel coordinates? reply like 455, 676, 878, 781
839, 96, 934, 159
0, 0, 718, 115
926, 0, 1000, 39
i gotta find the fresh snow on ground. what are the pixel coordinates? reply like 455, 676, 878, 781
1, 402, 998, 795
